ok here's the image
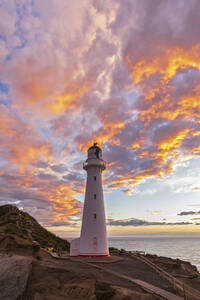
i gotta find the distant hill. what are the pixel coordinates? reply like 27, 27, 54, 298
0, 204, 70, 255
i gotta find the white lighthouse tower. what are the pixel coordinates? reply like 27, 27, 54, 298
70, 143, 109, 257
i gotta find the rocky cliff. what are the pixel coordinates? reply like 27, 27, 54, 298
0, 205, 200, 300
0, 204, 70, 256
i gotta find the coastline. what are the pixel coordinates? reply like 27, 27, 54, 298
1, 206, 200, 299
108, 236, 200, 272
67, 236, 200, 272
1, 245, 200, 299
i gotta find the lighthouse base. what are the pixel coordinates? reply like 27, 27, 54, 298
70, 238, 80, 256
79, 254, 109, 258
70, 238, 109, 257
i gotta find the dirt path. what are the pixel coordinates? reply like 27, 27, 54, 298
87, 256, 175, 292
69, 259, 183, 300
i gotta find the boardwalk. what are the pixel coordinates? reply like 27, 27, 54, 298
69, 256, 183, 299
80, 260, 183, 300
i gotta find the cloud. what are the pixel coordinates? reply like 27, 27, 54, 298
1, 0, 200, 227
51, 221, 71, 227
178, 211, 200, 216
3, 1, 200, 184
37, 172, 58, 181
107, 217, 192, 227
50, 164, 68, 173
0, 170, 83, 226
151, 210, 162, 216
0, 105, 53, 172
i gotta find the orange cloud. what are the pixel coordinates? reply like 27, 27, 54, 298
6, 136, 53, 173
0, 109, 15, 137
102, 38, 199, 190
10, 59, 91, 117
0, 106, 54, 173
127, 44, 200, 84
77, 121, 126, 151
154, 129, 189, 161
48, 81, 90, 114
48, 184, 82, 222
2, 0, 200, 224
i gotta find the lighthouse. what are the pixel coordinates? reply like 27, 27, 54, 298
70, 143, 109, 257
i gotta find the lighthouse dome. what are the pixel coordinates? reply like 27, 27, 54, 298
88, 143, 102, 159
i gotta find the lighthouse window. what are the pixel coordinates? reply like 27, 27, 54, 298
94, 194, 96, 199
94, 213, 97, 220
93, 237, 97, 247
94, 176, 96, 181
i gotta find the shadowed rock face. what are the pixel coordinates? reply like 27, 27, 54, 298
0, 255, 32, 300
0, 205, 70, 255
144, 254, 199, 278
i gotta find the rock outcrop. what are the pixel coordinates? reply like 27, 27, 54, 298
0, 255, 32, 300
0, 204, 69, 255
0, 253, 156, 300
0, 205, 199, 300
144, 253, 199, 278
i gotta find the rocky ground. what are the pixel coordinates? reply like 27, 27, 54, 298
0, 253, 157, 300
1, 247, 200, 300
1, 205, 200, 300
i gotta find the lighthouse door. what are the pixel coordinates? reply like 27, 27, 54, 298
93, 237, 98, 252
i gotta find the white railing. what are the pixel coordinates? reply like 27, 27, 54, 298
83, 159, 106, 170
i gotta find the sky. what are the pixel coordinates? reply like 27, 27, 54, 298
1, 0, 200, 238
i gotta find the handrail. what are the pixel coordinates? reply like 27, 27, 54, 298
83, 159, 106, 170
132, 253, 200, 300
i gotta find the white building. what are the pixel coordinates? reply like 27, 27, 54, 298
70, 143, 109, 257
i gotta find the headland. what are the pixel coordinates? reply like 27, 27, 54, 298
0, 205, 200, 300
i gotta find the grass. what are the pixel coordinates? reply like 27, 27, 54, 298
0, 205, 70, 252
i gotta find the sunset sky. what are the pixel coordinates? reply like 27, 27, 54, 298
1, 0, 200, 238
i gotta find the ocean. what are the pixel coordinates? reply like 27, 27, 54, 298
108, 236, 200, 271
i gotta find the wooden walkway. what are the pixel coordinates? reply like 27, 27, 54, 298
90, 262, 183, 300
133, 279, 183, 300
70, 257, 183, 300
50, 251, 200, 299
133, 254, 200, 300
